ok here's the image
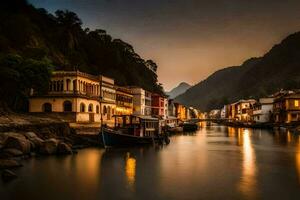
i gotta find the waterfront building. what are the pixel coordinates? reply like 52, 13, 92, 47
209, 109, 221, 119
228, 102, 238, 121
151, 93, 166, 118
99, 75, 116, 124
168, 99, 176, 117
174, 103, 187, 121
129, 87, 152, 116
273, 92, 300, 123
228, 99, 256, 122
235, 99, 256, 122
163, 97, 169, 119
145, 90, 152, 116
252, 97, 274, 123
220, 105, 230, 119
115, 86, 133, 115
188, 107, 199, 119
29, 71, 101, 122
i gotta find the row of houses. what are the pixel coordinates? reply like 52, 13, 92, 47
29, 71, 199, 126
210, 90, 300, 124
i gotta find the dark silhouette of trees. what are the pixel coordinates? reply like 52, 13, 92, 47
0, 0, 164, 111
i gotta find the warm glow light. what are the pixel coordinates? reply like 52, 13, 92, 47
228, 127, 236, 137
125, 153, 136, 189
296, 136, 300, 184
287, 131, 292, 143
239, 129, 257, 198
295, 100, 299, 107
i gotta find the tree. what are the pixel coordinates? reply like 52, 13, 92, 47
55, 10, 82, 28
0, 54, 52, 111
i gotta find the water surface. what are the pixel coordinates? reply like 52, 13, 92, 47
1, 124, 300, 200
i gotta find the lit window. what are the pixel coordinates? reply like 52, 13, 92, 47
295, 100, 299, 107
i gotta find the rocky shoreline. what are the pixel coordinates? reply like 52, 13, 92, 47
0, 113, 101, 182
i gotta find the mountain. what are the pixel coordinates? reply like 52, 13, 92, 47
0, 0, 163, 111
175, 32, 300, 111
167, 82, 191, 99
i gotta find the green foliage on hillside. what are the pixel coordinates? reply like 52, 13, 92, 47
0, 54, 52, 112
176, 32, 300, 111
0, 0, 163, 111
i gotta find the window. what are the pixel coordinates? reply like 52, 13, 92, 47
66, 79, 71, 91
96, 105, 100, 114
43, 103, 52, 112
295, 100, 299, 107
63, 101, 72, 112
80, 103, 86, 112
88, 104, 93, 112
103, 106, 107, 114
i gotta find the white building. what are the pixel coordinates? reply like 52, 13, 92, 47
252, 97, 274, 123
163, 98, 169, 119
220, 105, 229, 119
29, 71, 116, 124
129, 87, 152, 116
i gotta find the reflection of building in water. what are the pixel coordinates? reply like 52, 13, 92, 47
125, 152, 136, 188
239, 129, 257, 199
296, 136, 300, 184
227, 127, 237, 138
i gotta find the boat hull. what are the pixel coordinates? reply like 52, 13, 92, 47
182, 123, 198, 132
101, 128, 154, 147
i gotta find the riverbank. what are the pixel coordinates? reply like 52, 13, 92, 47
0, 113, 102, 182
218, 120, 300, 134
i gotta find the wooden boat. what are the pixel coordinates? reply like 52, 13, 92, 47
182, 121, 199, 132
101, 115, 169, 147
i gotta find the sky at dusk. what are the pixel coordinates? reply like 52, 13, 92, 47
29, 0, 300, 91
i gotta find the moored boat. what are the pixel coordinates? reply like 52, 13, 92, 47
182, 121, 199, 132
101, 115, 169, 147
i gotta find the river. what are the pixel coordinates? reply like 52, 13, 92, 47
1, 123, 300, 200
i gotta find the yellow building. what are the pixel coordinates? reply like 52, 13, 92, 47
175, 103, 187, 121
273, 92, 300, 123
229, 99, 256, 122
115, 86, 133, 115
29, 71, 115, 125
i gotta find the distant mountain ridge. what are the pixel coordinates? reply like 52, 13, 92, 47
175, 32, 300, 111
167, 82, 191, 99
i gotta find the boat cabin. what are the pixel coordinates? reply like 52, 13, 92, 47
113, 115, 160, 137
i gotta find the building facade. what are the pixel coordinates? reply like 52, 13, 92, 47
174, 103, 187, 121
29, 71, 102, 123
151, 93, 168, 118
229, 99, 256, 122
220, 105, 230, 119
252, 97, 274, 123
29, 71, 116, 124
130, 87, 152, 116
273, 92, 300, 123
115, 86, 133, 115
100, 75, 116, 124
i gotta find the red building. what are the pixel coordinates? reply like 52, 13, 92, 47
151, 93, 165, 117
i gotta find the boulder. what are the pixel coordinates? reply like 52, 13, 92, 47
3, 135, 31, 154
3, 148, 23, 157
2, 169, 18, 182
57, 142, 72, 155
0, 159, 22, 169
23, 132, 38, 139
29, 137, 44, 151
39, 138, 59, 155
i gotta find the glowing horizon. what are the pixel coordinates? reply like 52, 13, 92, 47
29, 0, 300, 91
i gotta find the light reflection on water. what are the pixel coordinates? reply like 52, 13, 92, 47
1, 125, 300, 200
125, 152, 136, 189
239, 129, 257, 199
